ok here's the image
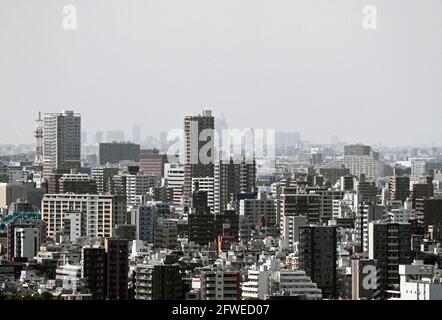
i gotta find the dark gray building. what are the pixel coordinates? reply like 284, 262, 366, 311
299, 225, 337, 299
82, 247, 107, 300
368, 222, 412, 298
135, 263, 184, 300
99, 142, 140, 165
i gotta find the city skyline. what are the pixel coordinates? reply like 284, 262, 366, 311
1, 0, 442, 146
2, 0, 442, 304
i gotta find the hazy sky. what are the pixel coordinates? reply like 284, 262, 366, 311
1, 0, 441, 147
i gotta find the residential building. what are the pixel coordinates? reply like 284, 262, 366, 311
43, 110, 81, 178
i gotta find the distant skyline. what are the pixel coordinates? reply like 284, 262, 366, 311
1, 0, 442, 147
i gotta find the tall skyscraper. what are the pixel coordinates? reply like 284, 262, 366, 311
214, 158, 256, 214
43, 110, 81, 179
299, 225, 337, 299
183, 110, 215, 203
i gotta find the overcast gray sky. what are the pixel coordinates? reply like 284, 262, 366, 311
1, 0, 441, 147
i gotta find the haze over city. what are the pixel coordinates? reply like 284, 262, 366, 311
1, 0, 442, 146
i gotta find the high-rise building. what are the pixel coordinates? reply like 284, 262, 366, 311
306, 187, 345, 224
282, 215, 307, 249
389, 175, 410, 203
164, 163, 184, 204
411, 176, 434, 209
340, 175, 355, 191
126, 174, 161, 208
154, 218, 178, 249
188, 191, 216, 246
344, 145, 372, 156
279, 187, 320, 233
12, 227, 40, 262
239, 195, 277, 241
355, 202, 385, 252
192, 177, 215, 213
61, 211, 82, 243
43, 110, 81, 178
105, 238, 129, 300
356, 177, 378, 203
415, 198, 442, 240
214, 158, 256, 214
99, 142, 140, 165
6, 219, 46, 262
343, 144, 383, 179
183, 110, 215, 203
411, 159, 442, 178
58, 173, 98, 194
139, 149, 168, 177
82, 247, 107, 300
130, 204, 156, 243
368, 222, 412, 298
91, 167, 120, 194
319, 167, 351, 186
42, 194, 127, 240
298, 226, 337, 299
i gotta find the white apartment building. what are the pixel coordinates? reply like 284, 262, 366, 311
242, 258, 322, 300
399, 260, 442, 300
42, 194, 126, 240
282, 215, 308, 249
332, 198, 355, 219
242, 269, 270, 300
55, 264, 83, 293
43, 111, 81, 178
164, 163, 184, 204
272, 269, 322, 300
200, 270, 240, 300
14, 227, 40, 261
62, 211, 82, 243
